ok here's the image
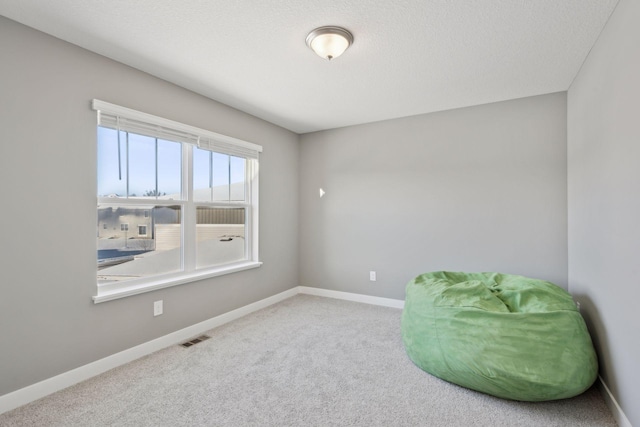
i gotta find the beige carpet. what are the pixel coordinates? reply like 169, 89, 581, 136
0, 294, 616, 426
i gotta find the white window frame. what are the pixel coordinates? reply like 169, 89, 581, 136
93, 100, 262, 303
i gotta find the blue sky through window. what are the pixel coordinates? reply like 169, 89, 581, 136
98, 127, 245, 198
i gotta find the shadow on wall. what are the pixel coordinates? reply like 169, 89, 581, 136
572, 294, 613, 392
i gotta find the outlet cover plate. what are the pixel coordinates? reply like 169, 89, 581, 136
154, 300, 163, 316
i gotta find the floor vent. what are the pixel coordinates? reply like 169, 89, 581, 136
181, 335, 211, 348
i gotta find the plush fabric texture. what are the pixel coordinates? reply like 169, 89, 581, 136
402, 271, 598, 401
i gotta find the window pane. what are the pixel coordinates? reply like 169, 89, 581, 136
230, 156, 246, 201
157, 139, 182, 199
194, 149, 245, 202
97, 127, 127, 197
127, 133, 156, 198
97, 205, 182, 284
193, 147, 212, 202
213, 153, 230, 201
195, 207, 245, 269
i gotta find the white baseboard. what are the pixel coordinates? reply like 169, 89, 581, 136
0, 287, 298, 415
298, 286, 405, 309
597, 375, 632, 427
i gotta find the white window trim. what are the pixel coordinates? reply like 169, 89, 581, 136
93, 261, 262, 303
92, 100, 262, 304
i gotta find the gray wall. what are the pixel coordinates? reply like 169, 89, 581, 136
299, 93, 568, 299
0, 17, 299, 396
568, 0, 639, 424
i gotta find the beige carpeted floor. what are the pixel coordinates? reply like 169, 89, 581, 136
0, 294, 616, 426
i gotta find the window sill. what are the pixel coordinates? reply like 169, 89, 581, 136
93, 261, 262, 304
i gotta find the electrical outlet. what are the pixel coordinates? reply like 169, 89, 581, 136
154, 300, 163, 316
369, 271, 377, 281
576, 301, 581, 311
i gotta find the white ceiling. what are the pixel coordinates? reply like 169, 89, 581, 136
0, 0, 619, 134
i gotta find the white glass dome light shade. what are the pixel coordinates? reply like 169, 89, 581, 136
306, 26, 353, 60
309, 32, 349, 60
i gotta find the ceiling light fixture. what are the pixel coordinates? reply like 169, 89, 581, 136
306, 26, 353, 61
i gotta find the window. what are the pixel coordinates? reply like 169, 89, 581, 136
93, 100, 262, 303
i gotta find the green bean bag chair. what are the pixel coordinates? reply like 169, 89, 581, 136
402, 271, 598, 401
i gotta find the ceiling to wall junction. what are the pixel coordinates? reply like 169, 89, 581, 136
0, 0, 619, 133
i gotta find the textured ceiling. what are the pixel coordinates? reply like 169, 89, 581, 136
0, 0, 619, 133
